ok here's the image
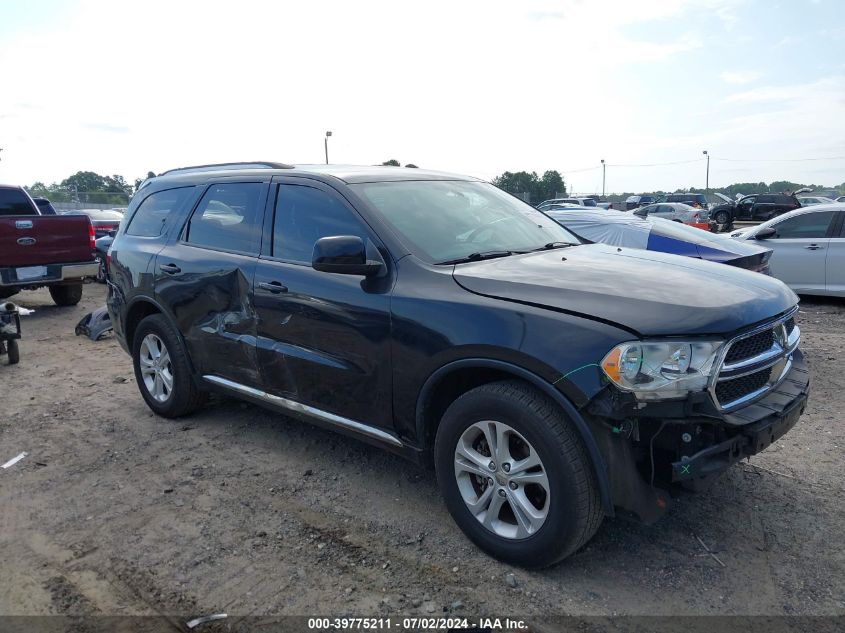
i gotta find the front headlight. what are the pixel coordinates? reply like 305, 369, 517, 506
601, 340, 723, 401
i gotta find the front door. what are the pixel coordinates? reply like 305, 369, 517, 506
762, 210, 837, 294
253, 177, 394, 431
825, 211, 845, 295
155, 180, 268, 386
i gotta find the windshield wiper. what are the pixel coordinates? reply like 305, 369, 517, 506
438, 250, 518, 265
528, 241, 578, 252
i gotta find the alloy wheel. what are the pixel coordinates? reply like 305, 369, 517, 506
453, 420, 550, 539
138, 333, 174, 403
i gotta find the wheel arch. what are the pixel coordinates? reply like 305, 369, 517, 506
125, 297, 202, 381
416, 358, 613, 515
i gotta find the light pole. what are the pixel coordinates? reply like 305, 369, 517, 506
600, 159, 606, 198
703, 150, 709, 193
325, 131, 332, 164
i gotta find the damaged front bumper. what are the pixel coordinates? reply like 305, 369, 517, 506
588, 349, 810, 523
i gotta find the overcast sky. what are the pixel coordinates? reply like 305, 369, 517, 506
1, 0, 843, 194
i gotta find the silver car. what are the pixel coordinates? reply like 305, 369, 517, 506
731, 203, 845, 296
632, 202, 709, 225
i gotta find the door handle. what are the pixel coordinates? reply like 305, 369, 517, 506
159, 263, 181, 274
258, 281, 288, 294
805, 244, 823, 250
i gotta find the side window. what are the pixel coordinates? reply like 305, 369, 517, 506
126, 187, 192, 237
272, 184, 367, 263
186, 183, 263, 254
773, 211, 836, 239
758, 195, 775, 204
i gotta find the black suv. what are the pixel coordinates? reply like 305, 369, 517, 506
108, 162, 809, 567
710, 193, 801, 225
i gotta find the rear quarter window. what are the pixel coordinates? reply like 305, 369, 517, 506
126, 187, 193, 237
0, 188, 37, 216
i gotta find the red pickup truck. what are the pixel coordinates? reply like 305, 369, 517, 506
0, 185, 98, 306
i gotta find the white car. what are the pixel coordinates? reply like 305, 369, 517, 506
798, 196, 835, 206
632, 202, 709, 225
536, 197, 598, 210
731, 203, 845, 296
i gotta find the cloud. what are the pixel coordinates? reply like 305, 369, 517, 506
720, 70, 761, 85
82, 122, 130, 134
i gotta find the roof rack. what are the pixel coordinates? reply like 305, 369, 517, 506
158, 162, 294, 177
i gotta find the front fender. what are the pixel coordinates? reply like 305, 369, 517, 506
416, 358, 614, 516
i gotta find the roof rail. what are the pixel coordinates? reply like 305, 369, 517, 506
158, 161, 294, 177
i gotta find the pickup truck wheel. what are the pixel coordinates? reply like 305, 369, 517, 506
132, 314, 205, 418
94, 255, 107, 283
0, 288, 19, 300
48, 284, 83, 306
434, 380, 602, 568
713, 210, 730, 225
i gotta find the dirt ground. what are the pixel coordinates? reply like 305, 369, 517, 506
1, 283, 843, 626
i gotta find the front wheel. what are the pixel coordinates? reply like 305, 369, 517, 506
49, 284, 83, 306
434, 380, 603, 568
713, 209, 730, 225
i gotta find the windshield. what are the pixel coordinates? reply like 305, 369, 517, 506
352, 180, 579, 263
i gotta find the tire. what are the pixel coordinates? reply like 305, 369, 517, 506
94, 255, 107, 284
0, 288, 19, 300
7, 339, 19, 365
132, 314, 206, 417
49, 284, 83, 306
713, 210, 730, 225
434, 380, 603, 568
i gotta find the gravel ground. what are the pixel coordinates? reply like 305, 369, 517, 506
0, 284, 843, 626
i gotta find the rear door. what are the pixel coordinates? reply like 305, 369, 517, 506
825, 211, 845, 295
761, 210, 837, 293
154, 179, 268, 386
252, 176, 394, 431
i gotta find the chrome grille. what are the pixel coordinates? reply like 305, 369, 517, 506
724, 329, 773, 365
711, 310, 800, 410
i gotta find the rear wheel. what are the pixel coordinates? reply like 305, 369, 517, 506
49, 284, 83, 306
7, 339, 19, 365
434, 380, 603, 568
0, 288, 19, 300
132, 314, 205, 417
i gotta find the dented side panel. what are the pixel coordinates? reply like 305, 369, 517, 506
154, 244, 261, 387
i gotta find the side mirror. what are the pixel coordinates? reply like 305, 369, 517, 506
312, 236, 384, 276
755, 227, 776, 240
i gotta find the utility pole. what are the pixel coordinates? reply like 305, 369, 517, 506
703, 150, 709, 192
325, 131, 332, 164
600, 159, 606, 198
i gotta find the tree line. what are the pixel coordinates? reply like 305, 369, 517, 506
27, 170, 156, 204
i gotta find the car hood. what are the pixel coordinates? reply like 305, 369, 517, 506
452, 244, 797, 337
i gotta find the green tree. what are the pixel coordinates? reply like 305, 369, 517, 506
405, 163, 418, 168
538, 170, 566, 201
381, 159, 400, 166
